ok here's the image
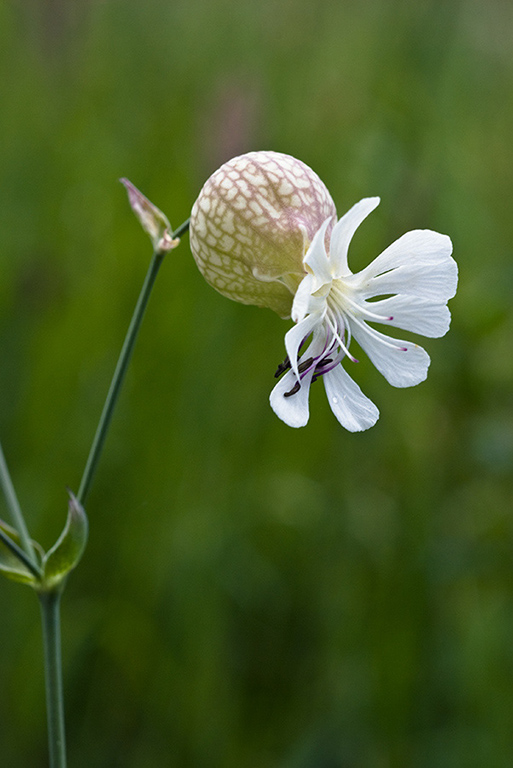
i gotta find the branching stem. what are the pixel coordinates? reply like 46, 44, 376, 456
0, 439, 37, 564
76, 218, 189, 506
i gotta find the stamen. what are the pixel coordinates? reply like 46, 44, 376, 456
284, 380, 301, 398
312, 348, 346, 380
326, 309, 359, 363
330, 284, 394, 323
349, 314, 408, 350
298, 357, 314, 374
274, 357, 291, 378
341, 316, 357, 362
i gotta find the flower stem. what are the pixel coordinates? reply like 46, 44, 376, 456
0, 438, 37, 564
39, 590, 66, 768
0, 527, 42, 579
76, 218, 189, 506
171, 218, 191, 240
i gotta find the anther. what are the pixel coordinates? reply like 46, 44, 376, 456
297, 357, 314, 374
274, 357, 291, 378
284, 381, 301, 398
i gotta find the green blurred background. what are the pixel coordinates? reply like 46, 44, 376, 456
1, 0, 512, 766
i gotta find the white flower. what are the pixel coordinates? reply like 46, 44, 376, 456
270, 197, 458, 431
189, 152, 458, 432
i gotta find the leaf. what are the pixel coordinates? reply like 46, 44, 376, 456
42, 491, 88, 590
0, 520, 42, 586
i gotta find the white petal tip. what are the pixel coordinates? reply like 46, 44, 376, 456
269, 395, 309, 428
269, 373, 311, 428
323, 366, 380, 431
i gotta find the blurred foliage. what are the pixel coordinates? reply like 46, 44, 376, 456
1, 0, 513, 766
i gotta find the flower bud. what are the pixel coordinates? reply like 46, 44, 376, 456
189, 151, 337, 317
121, 178, 180, 254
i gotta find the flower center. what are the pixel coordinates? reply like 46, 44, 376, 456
322, 278, 359, 363
274, 273, 400, 398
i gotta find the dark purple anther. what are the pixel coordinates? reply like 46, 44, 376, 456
284, 380, 301, 398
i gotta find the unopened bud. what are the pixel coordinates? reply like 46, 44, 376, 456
121, 178, 180, 254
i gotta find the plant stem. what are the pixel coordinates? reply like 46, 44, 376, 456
0, 527, 42, 579
76, 250, 163, 504
171, 218, 191, 240
39, 589, 66, 768
0, 438, 37, 564
38, 216, 190, 768
76, 217, 189, 506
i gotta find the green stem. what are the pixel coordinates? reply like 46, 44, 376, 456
39, 590, 66, 768
0, 438, 37, 564
0, 527, 42, 579
170, 218, 191, 240
76, 218, 189, 506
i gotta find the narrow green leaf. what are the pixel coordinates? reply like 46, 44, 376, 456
42, 492, 88, 590
0, 520, 42, 585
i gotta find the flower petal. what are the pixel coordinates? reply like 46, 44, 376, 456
359, 230, 457, 300
284, 312, 323, 378
270, 367, 315, 428
303, 217, 333, 288
362, 262, 458, 304
291, 274, 325, 322
366, 295, 452, 337
323, 364, 380, 431
329, 197, 380, 276
350, 320, 430, 387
